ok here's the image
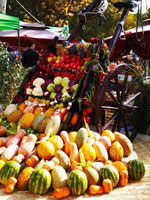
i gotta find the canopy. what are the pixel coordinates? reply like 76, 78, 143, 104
0, 13, 20, 30
0, 22, 66, 49
105, 20, 150, 61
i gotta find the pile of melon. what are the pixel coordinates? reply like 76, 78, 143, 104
0, 103, 146, 199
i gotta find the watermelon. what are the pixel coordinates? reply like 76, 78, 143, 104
28, 168, 51, 195
67, 170, 88, 196
99, 165, 119, 187
0, 161, 21, 185
127, 159, 145, 180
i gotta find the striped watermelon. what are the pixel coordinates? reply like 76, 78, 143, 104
67, 170, 88, 196
0, 161, 21, 185
99, 165, 119, 187
127, 159, 145, 181
28, 168, 51, 195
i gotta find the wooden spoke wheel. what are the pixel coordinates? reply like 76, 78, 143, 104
95, 64, 144, 141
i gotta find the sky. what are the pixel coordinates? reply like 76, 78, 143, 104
142, 0, 150, 13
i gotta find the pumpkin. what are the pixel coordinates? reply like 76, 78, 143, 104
109, 141, 124, 161
18, 102, 27, 112
5, 176, 17, 194
7, 110, 22, 123
120, 170, 128, 187
102, 179, 113, 193
112, 161, 128, 173
20, 113, 36, 129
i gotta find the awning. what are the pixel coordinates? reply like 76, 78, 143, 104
0, 13, 20, 30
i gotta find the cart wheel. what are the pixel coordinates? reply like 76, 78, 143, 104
95, 63, 144, 141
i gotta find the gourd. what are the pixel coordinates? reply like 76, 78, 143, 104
20, 113, 36, 129
32, 113, 46, 131
25, 155, 39, 167
83, 166, 100, 185
81, 143, 96, 162
114, 132, 133, 156
44, 108, 55, 118
54, 150, 70, 170
101, 130, 115, 142
18, 102, 27, 112
37, 118, 50, 133
93, 141, 108, 162
109, 141, 124, 161
98, 136, 111, 151
91, 162, 104, 172
48, 135, 64, 151
67, 170, 88, 196
102, 179, 113, 194
7, 110, 22, 123
0, 161, 21, 185
4, 104, 17, 117
127, 159, 145, 181
53, 187, 70, 199
68, 131, 77, 143
88, 185, 104, 195
120, 170, 128, 187
99, 165, 119, 187
18, 134, 37, 157
5, 177, 17, 194
51, 165, 68, 190
112, 161, 128, 173
1, 144, 19, 161
75, 128, 88, 149
12, 154, 25, 163
45, 115, 61, 137
17, 167, 34, 190
6, 129, 26, 147
28, 168, 51, 195
69, 142, 79, 162
60, 131, 70, 155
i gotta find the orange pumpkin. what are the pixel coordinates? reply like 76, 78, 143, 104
102, 179, 113, 194
53, 187, 70, 199
88, 185, 104, 195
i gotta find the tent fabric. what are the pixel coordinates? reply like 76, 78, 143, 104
0, 13, 20, 30
105, 23, 150, 61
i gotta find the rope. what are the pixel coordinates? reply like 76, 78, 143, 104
136, 0, 144, 41
14, 0, 43, 25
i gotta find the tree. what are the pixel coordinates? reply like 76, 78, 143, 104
0, 0, 7, 14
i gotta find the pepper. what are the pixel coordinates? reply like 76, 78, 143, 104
25, 128, 36, 135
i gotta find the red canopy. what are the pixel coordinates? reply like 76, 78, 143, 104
0, 22, 65, 49
105, 22, 150, 61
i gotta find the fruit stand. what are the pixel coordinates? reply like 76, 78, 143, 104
0, 0, 147, 199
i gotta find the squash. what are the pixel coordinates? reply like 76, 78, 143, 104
112, 161, 128, 174
83, 166, 100, 185
18, 102, 27, 112
20, 113, 36, 129
17, 167, 34, 190
102, 130, 115, 142
25, 155, 39, 168
109, 141, 124, 161
44, 108, 55, 118
120, 170, 128, 187
75, 128, 88, 149
32, 113, 46, 131
7, 110, 22, 123
91, 162, 104, 172
81, 143, 96, 162
93, 141, 108, 162
68, 131, 77, 143
99, 136, 111, 151
53, 187, 70, 199
37, 118, 50, 133
114, 132, 133, 156
48, 135, 64, 151
54, 150, 70, 170
4, 104, 17, 117
37, 141, 55, 160
88, 185, 104, 195
5, 176, 17, 194
69, 142, 79, 162
60, 131, 70, 155
45, 115, 61, 137
102, 179, 113, 193
51, 165, 68, 190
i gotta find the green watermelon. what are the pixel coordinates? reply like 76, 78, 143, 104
28, 168, 51, 195
99, 164, 119, 187
127, 159, 145, 180
67, 170, 88, 196
0, 161, 21, 185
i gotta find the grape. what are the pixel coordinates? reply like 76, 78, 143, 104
54, 76, 62, 85
47, 83, 55, 92
61, 77, 69, 87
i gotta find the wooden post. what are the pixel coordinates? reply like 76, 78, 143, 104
0, 0, 7, 14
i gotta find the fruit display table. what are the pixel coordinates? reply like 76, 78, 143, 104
0, 138, 149, 200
